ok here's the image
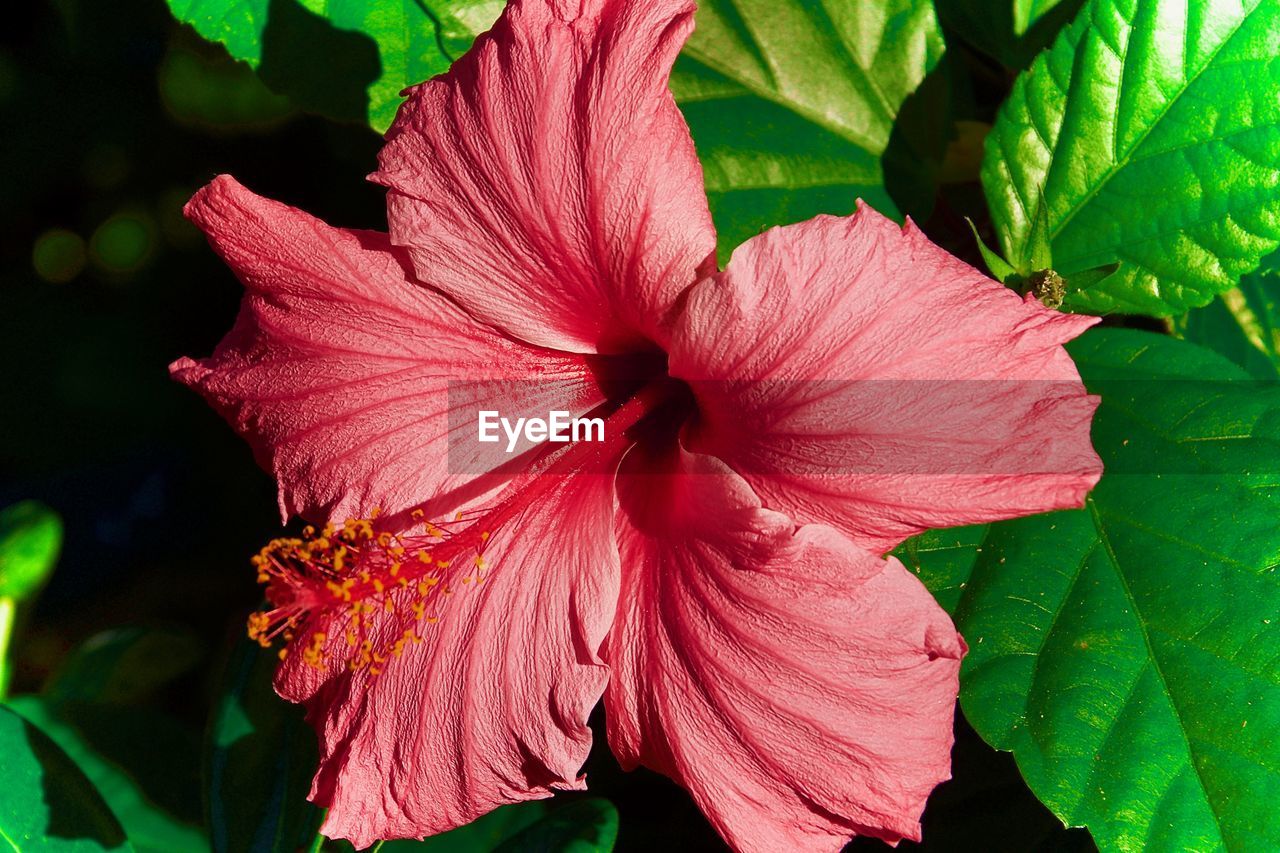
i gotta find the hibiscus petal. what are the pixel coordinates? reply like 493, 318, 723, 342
278, 471, 620, 848
170, 175, 605, 523
607, 444, 963, 851
374, 0, 717, 354
667, 204, 1102, 554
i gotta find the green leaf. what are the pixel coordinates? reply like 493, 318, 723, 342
205, 635, 320, 853
1175, 262, 1280, 379
6, 698, 206, 853
494, 799, 618, 853
0, 501, 62, 601
5, 628, 208, 853
166, 0, 947, 261
378, 802, 549, 852
965, 217, 1017, 283
899, 328, 1280, 850
672, 0, 945, 258
426, 0, 504, 60
0, 704, 131, 852
1013, 0, 1072, 34
164, 0, 499, 132
982, 0, 1280, 317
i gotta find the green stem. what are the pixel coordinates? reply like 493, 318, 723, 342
0, 596, 14, 700
306, 808, 328, 853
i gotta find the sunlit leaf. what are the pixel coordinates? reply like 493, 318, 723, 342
900, 328, 1280, 850
672, 0, 945, 257
164, 0, 947, 259
165, 0, 497, 131
982, 0, 1280, 316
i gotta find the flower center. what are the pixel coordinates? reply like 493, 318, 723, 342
247, 370, 692, 675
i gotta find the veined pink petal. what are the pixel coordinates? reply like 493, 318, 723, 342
374, 0, 717, 354
170, 175, 606, 523
606, 444, 964, 851
278, 472, 620, 848
668, 204, 1103, 554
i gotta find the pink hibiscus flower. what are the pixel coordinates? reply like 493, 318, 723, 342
171, 0, 1102, 849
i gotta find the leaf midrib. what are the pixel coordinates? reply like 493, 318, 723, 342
1086, 497, 1229, 850
1043, 1, 1263, 250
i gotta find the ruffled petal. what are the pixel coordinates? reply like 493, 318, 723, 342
278, 471, 620, 848
170, 176, 605, 523
668, 204, 1102, 554
374, 0, 716, 354
606, 444, 963, 851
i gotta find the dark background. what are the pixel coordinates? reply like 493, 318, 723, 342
1, 2, 1094, 850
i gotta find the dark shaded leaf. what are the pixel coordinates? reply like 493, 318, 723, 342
205, 635, 320, 853
0, 704, 132, 852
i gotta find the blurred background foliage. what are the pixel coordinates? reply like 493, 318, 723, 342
0, 1, 1094, 850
